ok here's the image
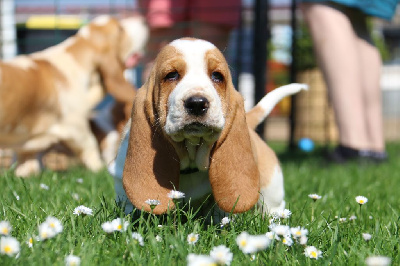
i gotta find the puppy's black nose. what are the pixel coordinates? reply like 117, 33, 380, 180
184, 96, 209, 116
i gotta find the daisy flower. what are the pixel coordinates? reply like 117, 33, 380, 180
167, 190, 185, 200
355, 196, 368, 205
26, 237, 33, 248
44, 216, 63, 234
40, 183, 49, 190
38, 222, 57, 240
0, 236, 20, 257
73, 205, 93, 216
349, 215, 357, 221
76, 178, 84, 184
308, 194, 322, 201
187, 254, 216, 266
365, 256, 391, 266
299, 235, 308, 245
187, 233, 199, 245
65, 254, 81, 266
265, 231, 279, 241
155, 235, 162, 242
272, 209, 292, 219
131, 232, 144, 246
72, 193, 80, 201
362, 233, 372, 241
304, 246, 323, 260
236, 232, 270, 254
145, 199, 160, 206
210, 245, 233, 265
290, 226, 308, 239
0, 221, 12, 236
339, 217, 347, 223
282, 236, 294, 246
272, 225, 290, 238
111, 218, 129, 232
101, 222, 114, 233
221, 217, 230, 227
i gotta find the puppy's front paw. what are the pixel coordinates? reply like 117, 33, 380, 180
15, 159, 41, 178
81, 150, 104, 172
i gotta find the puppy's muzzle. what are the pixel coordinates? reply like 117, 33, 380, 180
184, 95, 209, 117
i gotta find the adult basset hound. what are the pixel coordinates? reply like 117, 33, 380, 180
0, 15, 148, 177
109, 38, 307, 217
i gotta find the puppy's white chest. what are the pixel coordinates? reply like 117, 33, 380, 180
179, 171, 212, 206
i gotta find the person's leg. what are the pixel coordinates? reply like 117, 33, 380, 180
300, 3, 370, 151
356, 38, 385, 152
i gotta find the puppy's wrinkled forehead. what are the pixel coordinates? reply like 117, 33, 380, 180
170, 39, 216, 65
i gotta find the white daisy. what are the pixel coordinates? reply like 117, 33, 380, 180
339, 217, 347, 223
299, 235, 308, 245
76, 178, 84, 184
265, 231, 279, 241
349, 215, 357, 221
276, 209, 292, 219
272, 225, 290, 238
0, 221, 12, 236
40, 183, 49, 190
236, 232, 270, 254
111, 218, 129, 232
101, 222, 114, 233
44, 216, 63, 234
282, 236, 293, 246
365, 256, 391, 266
26, 237, 33, 248
355, 196, 368, 205
221, 217, 230, 227
155, 235, 162, 242
145, 199, 160, 207
362, 233, 372, 241
65, 254, 81, 266
38, 222, 57, 240
167, 190, 185, 199
73, 205, 93, 216
187, 233, 199, 245
308, 194, 322, 201
187, 254, 216, 266
304, 246, 323, 259
290, 226, 308, 239
0, 236, 20, 257
131, 232, 144, 246
210, 245, 233, 265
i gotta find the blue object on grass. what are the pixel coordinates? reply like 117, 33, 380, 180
298, 138, 314, 152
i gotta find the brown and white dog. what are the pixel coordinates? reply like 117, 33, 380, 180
0, 15, 148, 177
109, 38, 307, 218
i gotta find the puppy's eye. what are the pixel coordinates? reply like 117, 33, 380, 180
211, 71, 224, 83
164, 71, 179, 81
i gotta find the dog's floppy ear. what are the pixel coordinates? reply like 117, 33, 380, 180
209, 89, 260, 213
122, 81, 180, 214
98, 55, 136, 104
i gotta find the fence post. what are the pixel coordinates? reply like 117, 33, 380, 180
252, 0, 269, 138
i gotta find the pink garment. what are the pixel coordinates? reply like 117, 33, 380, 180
141, 0, 241, 29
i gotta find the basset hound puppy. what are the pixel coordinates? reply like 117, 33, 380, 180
0, 15, 148, 177
109, 38, 307, 218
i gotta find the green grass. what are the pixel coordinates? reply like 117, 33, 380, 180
1, 142, 400, 265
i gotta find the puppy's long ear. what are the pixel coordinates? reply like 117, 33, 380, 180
209, 90, 260, 213
122, 84, 180, 214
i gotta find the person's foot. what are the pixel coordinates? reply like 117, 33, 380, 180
326, 145, 388, 164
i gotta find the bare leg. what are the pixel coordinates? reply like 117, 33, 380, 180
301, 3, 370, 150
357, 38, 385, 152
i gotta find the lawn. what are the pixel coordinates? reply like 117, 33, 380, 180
0, 142, 399, 265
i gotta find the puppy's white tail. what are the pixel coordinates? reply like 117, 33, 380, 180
246, 83, 308, 130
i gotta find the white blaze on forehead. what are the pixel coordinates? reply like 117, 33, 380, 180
78, 15, 111, 39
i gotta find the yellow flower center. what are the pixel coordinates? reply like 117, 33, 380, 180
50, 223, 55, 228
296, 231, 301, 236
117, 224, 122, 230
29, 238, 33, 244
1, 228, 8, 234
4, 245, 11, 254
359, 200, 364, 204
311, 251, 317, 258
240, 240, 247, 247
189, 237, 196, 242
283, 238, 287, 243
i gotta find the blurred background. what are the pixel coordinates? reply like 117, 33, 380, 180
1, 0, 400, 169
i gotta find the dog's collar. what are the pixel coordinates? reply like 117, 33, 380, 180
180, 167, 199, 175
